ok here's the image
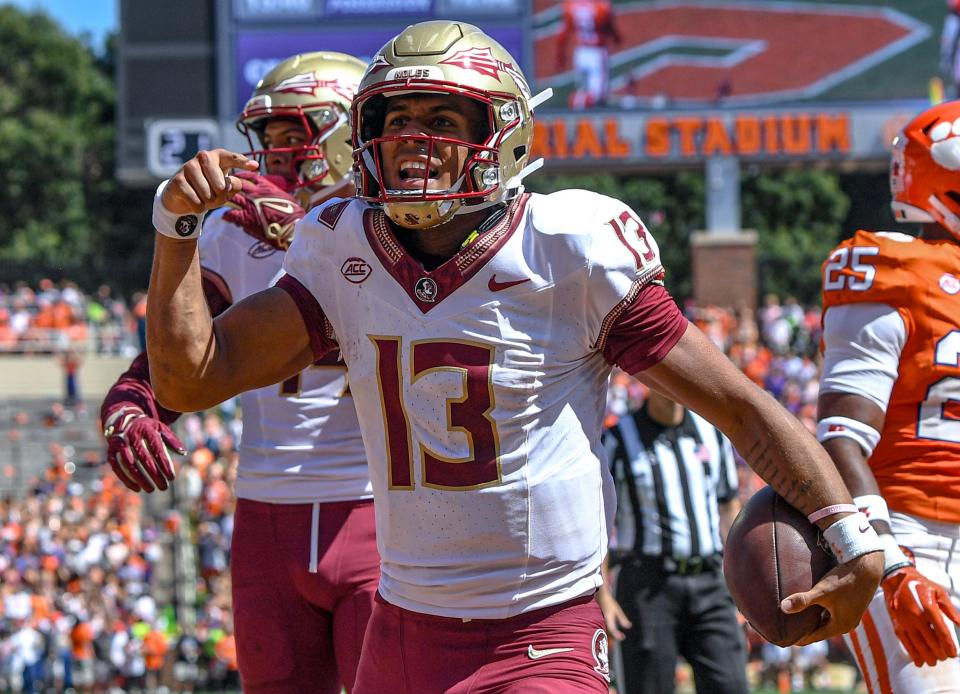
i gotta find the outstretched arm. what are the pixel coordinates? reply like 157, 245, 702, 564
146, 150, 314, 412
637, 323, 883, 643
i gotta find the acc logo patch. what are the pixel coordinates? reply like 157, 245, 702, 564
341, 257, 371, 284
940, 273, 960, 295
415, 277, 438, 303
592, 629, 610, 682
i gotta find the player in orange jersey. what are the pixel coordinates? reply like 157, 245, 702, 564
556, 0, 621, 108
818, 100, 960, 693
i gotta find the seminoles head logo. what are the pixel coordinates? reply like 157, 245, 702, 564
341, 257, 371, 284
592, 629, 610, 682
439, 47, 517, 84
415, 277, 438, 302
175, 215, 199, 237
316, 78, 358, 102
274, 71, 321, 95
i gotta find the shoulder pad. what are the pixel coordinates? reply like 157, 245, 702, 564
315, 197, 354, 230
527, 190, 663, 282
821, 229, 921, 309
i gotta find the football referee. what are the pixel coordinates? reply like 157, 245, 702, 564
600, 388, 749, 694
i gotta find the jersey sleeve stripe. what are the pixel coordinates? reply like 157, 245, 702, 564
275, 273, 339, 360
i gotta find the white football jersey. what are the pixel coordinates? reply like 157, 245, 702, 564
200, 209, 370, 504
282, 190, 665, 617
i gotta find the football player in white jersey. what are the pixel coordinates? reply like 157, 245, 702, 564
100, 52, 378, 693
142, 22, 883, 693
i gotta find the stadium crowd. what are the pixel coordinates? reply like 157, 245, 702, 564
0, 407, 241, 692
0, 290, 852, 693
0, 281, 143, 357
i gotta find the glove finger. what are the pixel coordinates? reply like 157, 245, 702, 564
135, 438, 169, 491
159, 424, 187, 456
145, 430, 177, 483
126, 445, 156, 493
906, 621, 941, 667
119, 442, 155, 493
115, 447, 152, 492
108, 452, 142, 493
896, 628, 927, 668
926, 599, 959, 659
911, 587, 953, 662
940, 592, 960, 627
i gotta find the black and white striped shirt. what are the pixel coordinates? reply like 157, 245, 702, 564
603, 407, 738, 559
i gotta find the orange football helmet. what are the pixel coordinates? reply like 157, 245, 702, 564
890, 100, 960, 241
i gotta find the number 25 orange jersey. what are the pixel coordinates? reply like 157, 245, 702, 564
822, 230, 960, 522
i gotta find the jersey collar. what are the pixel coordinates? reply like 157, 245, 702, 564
363, 194, 530, 313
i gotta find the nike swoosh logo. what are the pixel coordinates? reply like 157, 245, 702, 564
859, 524, 870, 533
527, 645, 575, 659
488, 275, 531, 292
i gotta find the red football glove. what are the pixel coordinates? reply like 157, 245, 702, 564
882, 564, 960, 667
103, 407, 184, 493
222, 172, 305, 250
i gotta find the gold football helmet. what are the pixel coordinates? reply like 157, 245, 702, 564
352, 21, 551, 230
238, 51, 365, 191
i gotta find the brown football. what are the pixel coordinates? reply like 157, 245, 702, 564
723, 485, 837, 646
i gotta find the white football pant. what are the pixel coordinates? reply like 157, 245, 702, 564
844, 512, 960, 693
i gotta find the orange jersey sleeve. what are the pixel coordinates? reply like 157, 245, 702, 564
821, 230, 960, 521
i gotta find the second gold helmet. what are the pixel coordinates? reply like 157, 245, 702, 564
238, 51, 365, 191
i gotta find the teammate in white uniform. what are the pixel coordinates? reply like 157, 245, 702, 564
142, 22, 883, 693
100, 52, 378, 693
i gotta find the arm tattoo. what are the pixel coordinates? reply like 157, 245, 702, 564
742, 439, 815, 510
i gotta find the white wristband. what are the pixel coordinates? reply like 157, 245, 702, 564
153, 179, 203, 240
879, 533, 911, 574
853, 494, 892, 525
822, 512, 884, 564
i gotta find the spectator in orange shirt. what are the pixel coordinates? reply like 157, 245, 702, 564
70, 618, 96, 693
143, 625, 168, 691
59, 348, 83, 406
213, 624, 239, 690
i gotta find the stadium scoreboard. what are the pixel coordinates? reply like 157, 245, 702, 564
116, 0, 528, 186
116, 0, 937, 187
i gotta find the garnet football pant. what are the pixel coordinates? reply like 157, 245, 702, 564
231, 498, 379, 693
353, 592, 609, 693
844, 512, 960, 694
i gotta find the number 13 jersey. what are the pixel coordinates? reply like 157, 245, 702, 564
279, 189, 687, 618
